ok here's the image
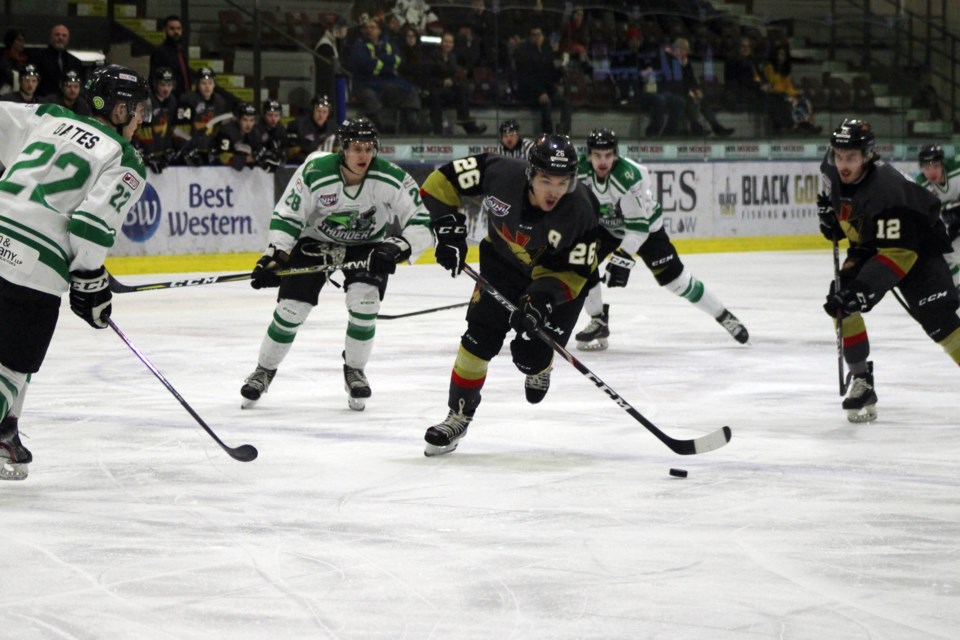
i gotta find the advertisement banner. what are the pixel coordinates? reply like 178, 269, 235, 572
710, 162, 821, 237
113, 167, 274, 256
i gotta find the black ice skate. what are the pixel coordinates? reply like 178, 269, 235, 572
424, 408, 473, 456
843, 362, 877, 423
716, 309, 749, 344
524, 366, 552, 404
343, 364, 372, 411
575, 304, 610, 351
0, 416, 31, 481
241, 365, 276, 409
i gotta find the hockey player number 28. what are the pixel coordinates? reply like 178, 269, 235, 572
0, 141, 92, 208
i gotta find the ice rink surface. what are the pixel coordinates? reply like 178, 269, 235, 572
2, 250, 958, 640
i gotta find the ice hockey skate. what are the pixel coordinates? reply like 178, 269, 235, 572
716, 309, 749, 344
424, 409, 473, 456
0, 416, 31, 481
343, 364, 371, 411
240, 365, 276, 409
843, 363, 877, 423
575, 304, 610, 351
524, 366, 552, 404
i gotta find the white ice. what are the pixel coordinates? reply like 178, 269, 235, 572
2, 250, 958, 640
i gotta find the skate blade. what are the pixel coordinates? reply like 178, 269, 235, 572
847, 405, 878, 423
576, 338, 609, 351
241, 396, 259, 409
0, 462, 28, 481
424, 440, 459, 457
347, 397, 367, 411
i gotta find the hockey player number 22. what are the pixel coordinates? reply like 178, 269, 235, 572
0, 141, 91, 208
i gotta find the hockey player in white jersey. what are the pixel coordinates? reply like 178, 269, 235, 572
240, 117, 432, 411
0, 64, 150, 480
915, 143, 960, 289
573, 128, 749, 350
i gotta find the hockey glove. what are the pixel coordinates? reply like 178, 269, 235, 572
817, 192, 841, 241
605, 249, 636, 288
823, 279, 877, 317
509, 292, 553, 335
70, 267, 112, 329
250, 245, 290, 289
942, 201, 960, 241
368, 236, 412, 274
144, 152, 167, 174
432, 214, 468, 277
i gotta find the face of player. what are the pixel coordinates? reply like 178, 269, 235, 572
62, 80, 80, 101
833, 148, 867, 184
529, 172, 572, 211
113, 102, 145, 141
264, 110, 281, 128
501, 131, 518, 149
198, 77, 215, 99
20, 75, 38, 97
313, 105, 330, 126
239, 114, 256, 133
343, 141, 376, 175
921, 162, 945, 185
589, 149, 617, 180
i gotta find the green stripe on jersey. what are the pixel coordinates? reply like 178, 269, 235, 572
369, 157, 408, 182
69, 211, 116, 248
0, 217, 70, 282
366, 172, 403, 190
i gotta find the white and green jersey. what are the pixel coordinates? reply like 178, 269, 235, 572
577, 155, 662, 255
915, 155, 960, 206
268, 151, 432, 257
0, 103, 146, 296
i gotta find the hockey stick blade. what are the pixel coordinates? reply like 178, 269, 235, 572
108, 259, 371, 294
107, 319, 258, 462
462, 265, 731, 456
379, 301, 469, 320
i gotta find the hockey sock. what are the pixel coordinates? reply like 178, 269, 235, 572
450, 345, 488, 413
840, 313, 870, 367
260, 299, 314, 370
663, 268, 724, 318
0, 364, 28, 424
582, 281, 604, 317
938, 326, 960, 365
344, 283, 380, 369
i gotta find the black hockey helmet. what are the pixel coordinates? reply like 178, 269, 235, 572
234, 102, 257, 119
830, 118, 875, 160
311, 94, 332, 109
499, 119, 520, 136
263, 99, 282, 113
336, 117, 379, 162
527, 134, 579, 194
918, 143, 945, 166
21, 63, 39, 79
197, 67, 216, 81
153, 66, 175, 85
86, 64, 152, 126
586, 128, 618, 155
61, 70, 81, 87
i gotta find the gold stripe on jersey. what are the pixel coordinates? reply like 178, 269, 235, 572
421, 171, 461, 207
938, 326, 960, 365
874, 246, 916, 277
530, 266, 588, 301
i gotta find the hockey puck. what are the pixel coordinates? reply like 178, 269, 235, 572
669, 468, 688, 478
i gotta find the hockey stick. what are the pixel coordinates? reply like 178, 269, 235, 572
108, 259, 371, 293
462, 265, 731, 455
832, 238, 851, 396
106, 319, 258, 462
379, 301, 469, 320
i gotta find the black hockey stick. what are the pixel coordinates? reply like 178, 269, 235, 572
462, 265, 731, 455
379, 302, 469, 320
832, 238, 851, 396
108, 259, 371, 293
107, 319, 258, 462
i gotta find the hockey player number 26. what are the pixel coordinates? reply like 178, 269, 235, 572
0, 141, 91, 208
876, 218, 900, 240
452, 157, 480, 189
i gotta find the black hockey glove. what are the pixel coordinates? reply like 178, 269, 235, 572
605, 249, 636, 288
817, 192, 841, 241
144, 152, 168, 174
942, 201, 960, 240
368, 236, 412, 274
509, 292, 553, 334
823, 279, 877, 317
432, 214, 468, 277
250, 245, 290, 289
69, 267, 112, 329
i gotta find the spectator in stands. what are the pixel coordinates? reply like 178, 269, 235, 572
256, 99, 288, 171
763, 43, 821, 134
315, 15, 350, 118
45, 69, 89, 115
28, 24, 83, 98
453, 25, 483, 78
660, 37, 734, 137
150, 15, 193, 99
0, 29, 28, 93
559, 7, 590, 72
505, 0, 561, 45
392, 0, 441, 33
724, 36, 792, 133
425, 31, 487, 136
609, 27, 684, 137
214, 103, 263, 171
177, 66, 229, 166
287, 95, 336, 164
397, 25, 427, 78
513, 25, 571, 135
497, 119, 534, 158
346, 19, 423, 134
0, 64, 42, 104
450, 0, 497, 67
133, 67, 179, 173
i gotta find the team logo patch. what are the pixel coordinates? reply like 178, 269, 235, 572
122, 172, 140, 190
482, 195, 511, 217
319, 193, 338, 207
92, 96, 104, 110
295, 178, 303, 193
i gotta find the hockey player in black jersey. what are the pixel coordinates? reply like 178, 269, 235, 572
214, 102, 263, 170
819, 118, 960, 423
420, 134, 602, 456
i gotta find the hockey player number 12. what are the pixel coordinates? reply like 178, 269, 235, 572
876, 218, 900, 240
